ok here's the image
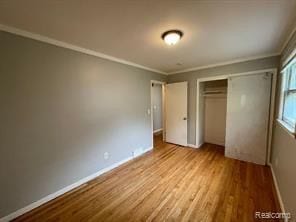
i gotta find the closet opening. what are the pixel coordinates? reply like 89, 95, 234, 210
197, 79, 228, 152
196, 70, 277, 165
196, 77, 228, 151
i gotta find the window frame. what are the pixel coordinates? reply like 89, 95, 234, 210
278, 57, 296, 136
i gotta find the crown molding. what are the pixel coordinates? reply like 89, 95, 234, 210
280, 22, 296, 53
167, 53, 280, 75
0, 24, 167, 75
0, 23, 288, 76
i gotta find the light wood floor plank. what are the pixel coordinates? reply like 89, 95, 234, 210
13, 135, 281, 222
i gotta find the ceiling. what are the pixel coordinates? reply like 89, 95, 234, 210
0, 0, 295, 74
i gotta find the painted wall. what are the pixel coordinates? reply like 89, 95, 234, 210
167, 56, 280, 145
270, 31, 296, 217
152, 83, 163, 132
0, 31, 166, 217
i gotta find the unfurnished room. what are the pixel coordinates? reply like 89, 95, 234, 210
0, 1, 296, 221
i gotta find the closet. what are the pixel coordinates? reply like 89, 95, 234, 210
202, 80, 227, 146
196, 72, 273, 165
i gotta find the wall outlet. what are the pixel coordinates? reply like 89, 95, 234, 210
104, 152, 109, 160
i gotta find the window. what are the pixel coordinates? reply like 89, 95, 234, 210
279, 58, 296, 134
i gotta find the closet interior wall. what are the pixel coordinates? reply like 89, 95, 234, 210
202, 80, 228, 146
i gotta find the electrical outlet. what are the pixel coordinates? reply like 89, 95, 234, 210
104, 152, 109, 160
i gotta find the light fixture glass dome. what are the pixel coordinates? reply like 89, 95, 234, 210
162, 30, 183, 45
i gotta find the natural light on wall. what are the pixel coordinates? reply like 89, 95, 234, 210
279, 57, 296, 135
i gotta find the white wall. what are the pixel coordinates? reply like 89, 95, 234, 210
152, 83, 163, 132
271, 123, 296, 217
270, 30, 296, 217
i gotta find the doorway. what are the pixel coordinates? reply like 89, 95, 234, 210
151, 80, 165, 148
202, 79, 228, 147
196, 69, 277, 165
152, 81, 188, 148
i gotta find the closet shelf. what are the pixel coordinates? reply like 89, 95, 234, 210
203, 90, 227, 95
203, 86, 227, 96
204, 89, 226, 93
203, 94, 227, 98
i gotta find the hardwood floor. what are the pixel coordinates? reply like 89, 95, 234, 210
153, 132, 163, 148
14, 136, 281, 222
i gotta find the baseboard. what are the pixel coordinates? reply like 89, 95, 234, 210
153, 128, 163, 134
0, 147, 153, 222
268, 163, 288, 222
187, 143, 204, 148
197, 143, 204, 148
143, 146, 153, 153
196, 142, 204, 148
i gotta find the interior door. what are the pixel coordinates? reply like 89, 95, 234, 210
225, 72, 272, 165
165, 82, 188, 146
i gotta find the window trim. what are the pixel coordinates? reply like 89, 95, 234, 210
277, 119, 295, 138
279, 57, 296, 136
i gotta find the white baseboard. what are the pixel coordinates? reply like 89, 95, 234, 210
144, 146, 153, 152
187, 144, 198, 148
197, 143, 204, 148
192, 143, 204, 149
268, 163, 288, 222
187, 143, 204, 148
153, 128, 163, 134
0, 147, 153, 222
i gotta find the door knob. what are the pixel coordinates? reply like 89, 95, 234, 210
183, 117, 187, 120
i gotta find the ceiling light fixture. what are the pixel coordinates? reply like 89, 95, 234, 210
161, 30, 183, 45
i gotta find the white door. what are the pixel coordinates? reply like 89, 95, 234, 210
225, 73, 272, 165
165, 82, 188, 146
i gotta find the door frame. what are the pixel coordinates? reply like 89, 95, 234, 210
196, 68, 277, 164
151, 80, 166, 148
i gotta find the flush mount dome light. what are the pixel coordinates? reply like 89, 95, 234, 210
161, 30, 183, 45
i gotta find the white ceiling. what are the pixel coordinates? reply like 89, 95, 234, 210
0, 0, 295, 74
